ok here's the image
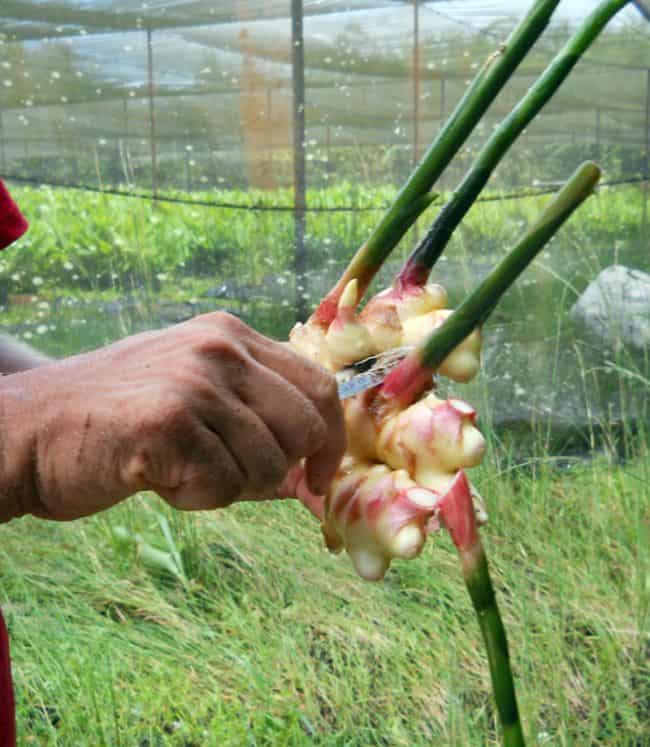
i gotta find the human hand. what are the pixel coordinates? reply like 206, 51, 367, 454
0, 312, 345, 522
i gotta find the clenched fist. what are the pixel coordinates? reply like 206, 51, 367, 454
0, 312, 345, 522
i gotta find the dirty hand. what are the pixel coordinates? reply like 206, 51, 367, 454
0, 312, 345, 522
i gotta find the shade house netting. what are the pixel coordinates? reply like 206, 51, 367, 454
1, 0, 649, 449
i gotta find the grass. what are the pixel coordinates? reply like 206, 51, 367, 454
0, 182, 648, 745
1, 437, 648, 746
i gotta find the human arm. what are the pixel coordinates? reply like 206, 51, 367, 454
0, 311, 345, 523
0, 333, 52, 374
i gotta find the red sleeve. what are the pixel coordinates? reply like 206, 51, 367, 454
0, 181, 28, 250
0, 610, 16, 747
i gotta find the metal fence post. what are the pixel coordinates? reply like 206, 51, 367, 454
291, 0, 307, 322
146, 29, 158, 197
0, 110, 6, 175
643, 67, 650, 229
412, 0, 420, 169
412, 0, 421, 244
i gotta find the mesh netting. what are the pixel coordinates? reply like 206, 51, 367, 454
1, 1, 649, 446
1, 1, 649, 195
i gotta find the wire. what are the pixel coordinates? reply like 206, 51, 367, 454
2, 172, 646, 212
0, 174, 383, 212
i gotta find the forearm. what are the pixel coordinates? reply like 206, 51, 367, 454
0, 334, 52, 375
0, 375, 39, 523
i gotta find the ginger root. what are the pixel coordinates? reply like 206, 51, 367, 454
287, 279, 485, 580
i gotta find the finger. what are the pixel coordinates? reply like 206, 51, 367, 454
277, 464, 326, 520
247, 341, 346, 495
199, 390, 289, 496
156, 424, 246, 510
236, 360, 328, 466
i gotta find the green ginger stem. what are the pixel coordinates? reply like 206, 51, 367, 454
437, 471, 526, 746
463, 544, 526, 747
398, 0, 629, 283
381, 162, 601, 405
311, 0, 560, 324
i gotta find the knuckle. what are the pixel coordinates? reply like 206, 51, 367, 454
194, 332, 247, 367
209, 310, 247, 335
312, 371, 339, 407
252, 445, 287, 491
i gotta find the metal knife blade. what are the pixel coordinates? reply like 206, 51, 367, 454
335, 347, 413, 400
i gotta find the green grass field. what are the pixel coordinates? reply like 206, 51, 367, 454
1, 438, 648, 746
0, 182, 648, 745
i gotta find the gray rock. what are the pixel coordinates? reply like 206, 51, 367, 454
570, 265, 650, 351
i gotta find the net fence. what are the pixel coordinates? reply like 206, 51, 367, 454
1, 1, 649, 447
1, 1, 649, 196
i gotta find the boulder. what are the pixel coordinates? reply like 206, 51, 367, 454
570, 265, 650, 352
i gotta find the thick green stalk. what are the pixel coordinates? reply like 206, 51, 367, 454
463, 544, 525, 747
381, 162, 601, 405
398, 0, 629, 285
437, 471, 525, 746
311, 0, 560, 324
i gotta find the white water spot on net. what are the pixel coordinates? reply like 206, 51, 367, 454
64, 261, 74, 271
156, 273, 168, 282
51, 71, 61, 80
0, 62, 10, 69
38, 302, 49, 310
23, 332, 33, 340
3, 80, 13, 88
11, 273, 21, 281
282, 300, 290, 307
36, 325, 48, 335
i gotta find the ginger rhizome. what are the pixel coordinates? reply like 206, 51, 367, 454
288, 277, 485, 581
